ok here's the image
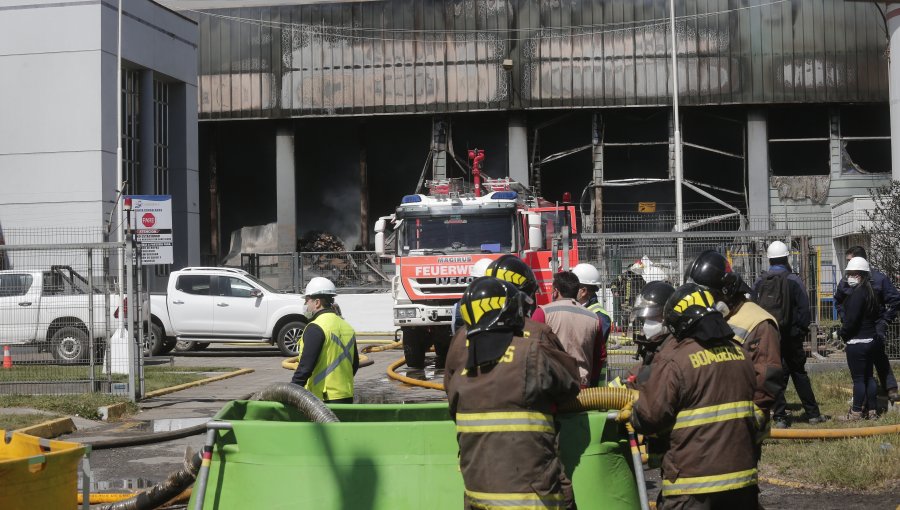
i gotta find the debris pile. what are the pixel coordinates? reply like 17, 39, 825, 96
297, 231, 346, 253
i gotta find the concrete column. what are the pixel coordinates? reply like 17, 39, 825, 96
508, 113, 528, 185
168, 82, 200, 269
746, 109, 770, 225
431, 117, 448, 181
276, 123, 297, 254
591, 113, 603, 234
138, 70, 155, 195
889, 4, 900, 180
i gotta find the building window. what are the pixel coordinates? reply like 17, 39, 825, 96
768, 106, 830, 176
153, 80, 171, 276
122, 69, 140, 195
839, 105, 890, 174
153, 80, 170, 194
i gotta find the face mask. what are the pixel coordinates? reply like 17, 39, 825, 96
643, 319, 665, 340
305, 300, 317, 316
715, 301, 731, 317
847, 276, 860, 287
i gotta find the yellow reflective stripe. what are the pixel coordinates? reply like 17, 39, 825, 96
662, 468, 758, 496
465, 490, 565, 509
456, 411, 554, 434
673, 401, 755, 430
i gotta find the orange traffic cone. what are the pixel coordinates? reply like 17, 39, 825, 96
2, 345, 12, 369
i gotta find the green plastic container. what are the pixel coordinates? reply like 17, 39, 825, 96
189, 402, 639, 509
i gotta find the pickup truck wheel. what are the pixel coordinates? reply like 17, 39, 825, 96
51, 326, 89, 363
143, 323, 165, 356
160, 337, 177, 354
174, 340, 197, 352
277, 321, 307, 357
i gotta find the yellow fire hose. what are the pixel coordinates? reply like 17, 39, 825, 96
387, 357, 446, 391
769, 423, 900, 439
281, 354, 371, 371
361, 341, 403, 354
76, 488, 191, 506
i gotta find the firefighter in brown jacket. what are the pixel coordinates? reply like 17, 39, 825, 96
630, 283, 762, 510
686, 250, 782, 417
445, 276, 581, 510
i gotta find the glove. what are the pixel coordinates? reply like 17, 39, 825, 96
616, 394, 639, 423
832, 330, 839, 342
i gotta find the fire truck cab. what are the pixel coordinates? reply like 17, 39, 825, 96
375, 177, 577, 373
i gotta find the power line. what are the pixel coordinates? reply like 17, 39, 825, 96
186, 0, 787, 44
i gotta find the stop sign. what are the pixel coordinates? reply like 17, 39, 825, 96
142, 213, 156, 228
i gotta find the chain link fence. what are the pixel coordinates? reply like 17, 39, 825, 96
0, 241, 144, 397
240, 251, 394, 293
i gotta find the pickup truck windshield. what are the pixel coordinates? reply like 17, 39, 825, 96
400, 213, 514, 255
245, 273, 278, 293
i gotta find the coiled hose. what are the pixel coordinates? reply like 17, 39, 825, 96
361, 341, 403, 353
93, 383, 338, 510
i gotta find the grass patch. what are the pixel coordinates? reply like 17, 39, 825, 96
0, 394, 137, 421
0, 413, 61, 431
0, 366, 235, 419
0, 365, 233, 383
760, 367, 900, 491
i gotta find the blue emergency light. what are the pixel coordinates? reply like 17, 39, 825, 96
401, 195, 423, 203
491, 191, 518, 200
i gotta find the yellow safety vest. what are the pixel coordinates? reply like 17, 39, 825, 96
727, 302, 777, 346
299, 311, 356, 401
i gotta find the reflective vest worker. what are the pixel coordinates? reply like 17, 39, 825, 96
630, 283, 762, 510
572, 263, 613, 384
290, 277, 359, 403
533, 271, 602, 387
445, 276, 581, 509
687, 250, 782, 418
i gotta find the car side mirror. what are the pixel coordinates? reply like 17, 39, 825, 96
250, 289, 263, 298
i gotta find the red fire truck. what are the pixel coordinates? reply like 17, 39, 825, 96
374, 152, 578, 372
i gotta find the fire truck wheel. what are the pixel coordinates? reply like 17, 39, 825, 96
402, 328, 427, 369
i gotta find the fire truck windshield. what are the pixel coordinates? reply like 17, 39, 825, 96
400, 213, 514, 255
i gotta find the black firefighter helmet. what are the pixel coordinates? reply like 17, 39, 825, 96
685, 250, 749, 304
485, 254, 538, 299
460, 276, 526, 370
631, 281, 676, 344
664, 282, 720, 340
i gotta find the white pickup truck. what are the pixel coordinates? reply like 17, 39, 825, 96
0, 266, 115, 362
148, 267, 309, 357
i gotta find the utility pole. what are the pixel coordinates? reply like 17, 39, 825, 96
669, 0, 685, 283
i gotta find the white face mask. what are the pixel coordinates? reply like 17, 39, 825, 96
305, 299, 318, 316
715, 301, 731, 317
643, 319, 666, 340
847, 276, 860, 287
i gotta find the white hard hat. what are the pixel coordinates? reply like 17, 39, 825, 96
846, 257, 870, 273
471, 258, 493, 278
572, 263, 602, 286
304, 277, 337, 297
767, 241, 790, 259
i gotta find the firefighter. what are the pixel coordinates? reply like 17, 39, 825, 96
290, 277, 359, 403
629, 283, 761, 510
629, 281, 677, 368
686, 250, 782, 419
446, 255, 568, 381
444, 276, 581, 510
572, 263, 613, 384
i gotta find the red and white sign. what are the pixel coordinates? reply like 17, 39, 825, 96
126, 195, 173, 265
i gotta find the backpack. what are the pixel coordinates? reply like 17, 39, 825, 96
756, 272, 793, 333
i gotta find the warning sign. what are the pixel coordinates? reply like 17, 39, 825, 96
126, 195, 173, 265
638, 202, 657, 213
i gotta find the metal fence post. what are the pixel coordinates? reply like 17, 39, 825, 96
292, 252, 300, 294
125, 240, 136, 401
299, 251, 305, 290
136, 243, 144, 398
88, 248, 95, 392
